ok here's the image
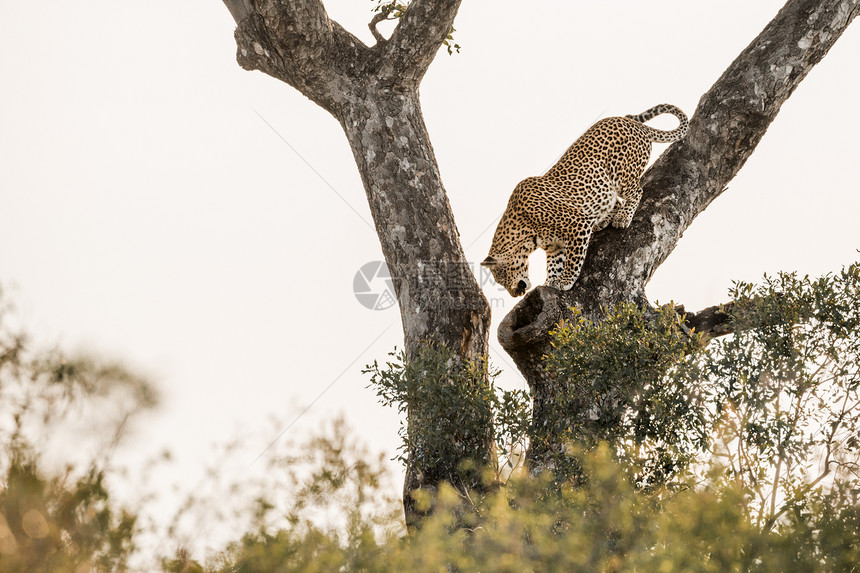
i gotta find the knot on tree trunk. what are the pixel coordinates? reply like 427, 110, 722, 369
233, 12, 282, 75
498, 287, 567, 352
498, 287, 570, 392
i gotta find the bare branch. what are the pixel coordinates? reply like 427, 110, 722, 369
224, 0, 336, 41
583, 0, 860, 305
278, 0, 333, 44
369, 11, 388, 44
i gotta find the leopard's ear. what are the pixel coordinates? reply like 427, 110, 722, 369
481, 256, 498, 268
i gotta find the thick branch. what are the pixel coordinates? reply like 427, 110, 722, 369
222, 0, 465, 109
630, 0, 859, 291
224, 0, 368, 114
223, 0, 331, 37
381, 0, 463, 85
500, 0, 859, 387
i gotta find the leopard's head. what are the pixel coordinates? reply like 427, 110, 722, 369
481, 253, 531, 297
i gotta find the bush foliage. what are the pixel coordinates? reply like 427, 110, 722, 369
365, 346, 530, 487
205, 438, 860, 572
543, 302, 708, 488
3, 262, 860, 570
0, 288, 157, 572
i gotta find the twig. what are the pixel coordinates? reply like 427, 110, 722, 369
369, 11, 388, 44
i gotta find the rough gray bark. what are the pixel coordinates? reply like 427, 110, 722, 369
221, 0, 492, 527
498, 0, 859, 473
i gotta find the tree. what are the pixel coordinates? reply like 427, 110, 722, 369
219, 0, 859, 523
221, 0, 490, 526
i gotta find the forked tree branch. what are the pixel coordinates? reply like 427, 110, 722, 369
222, 0, 464, 110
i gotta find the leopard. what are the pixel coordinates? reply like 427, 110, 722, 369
481, 104, 689, 297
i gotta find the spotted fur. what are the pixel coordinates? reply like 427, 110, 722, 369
482, 104, 689, 297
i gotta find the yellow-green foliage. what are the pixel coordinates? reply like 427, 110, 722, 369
213, 442, 860, 572
366, 345, 530, 488
0, 288, 156, 572
0, 452, 138, 573
5, 261, 860, 571
545, 302, 708, 488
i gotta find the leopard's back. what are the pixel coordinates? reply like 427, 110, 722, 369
484, 104, 689, 296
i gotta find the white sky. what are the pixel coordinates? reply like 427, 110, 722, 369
1, 0, 859, 543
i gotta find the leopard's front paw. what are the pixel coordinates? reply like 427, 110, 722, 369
544, 278, 575, 291
611, 216, 633, 229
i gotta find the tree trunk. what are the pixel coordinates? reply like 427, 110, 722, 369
498, 0, 859, 474
339, 88, 492, 525
221, 0, 493, 527
340, 90, 489, 360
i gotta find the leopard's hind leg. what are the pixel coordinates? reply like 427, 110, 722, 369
610, 185, 641, 229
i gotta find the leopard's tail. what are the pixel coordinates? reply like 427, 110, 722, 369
625, 104, 688, 143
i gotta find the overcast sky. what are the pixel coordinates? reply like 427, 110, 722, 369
2, 0, 859, 541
